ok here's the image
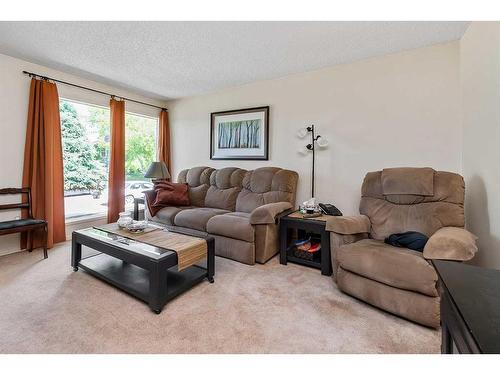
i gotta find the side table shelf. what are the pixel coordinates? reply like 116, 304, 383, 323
279, 211, 332, 276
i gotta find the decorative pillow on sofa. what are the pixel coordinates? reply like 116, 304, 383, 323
153, 182, 190, 207
144, 182, 190, 217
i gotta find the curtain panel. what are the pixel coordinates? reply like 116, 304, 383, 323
107, 98, 126, 223
158, 109, 171, 176
22, 78, 66, 249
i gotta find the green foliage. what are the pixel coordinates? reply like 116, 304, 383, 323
60, 101, 107, 192
87, 106, 156, 179
62, 102, 157, 192
125, 113, 156, 179
88, 106, 110, 168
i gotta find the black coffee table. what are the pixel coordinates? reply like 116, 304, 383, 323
71, 227, 215, 314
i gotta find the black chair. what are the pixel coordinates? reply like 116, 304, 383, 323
0, 188, 48, 259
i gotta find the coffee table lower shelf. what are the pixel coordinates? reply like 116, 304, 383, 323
79, 253, 207, 306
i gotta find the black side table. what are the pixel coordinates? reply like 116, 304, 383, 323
433, 260, 500, 354
279, 211, 332, 276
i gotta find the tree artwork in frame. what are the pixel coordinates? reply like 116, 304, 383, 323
210, 106, 269, 160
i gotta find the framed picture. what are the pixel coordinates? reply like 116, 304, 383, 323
210, 106, 269, 160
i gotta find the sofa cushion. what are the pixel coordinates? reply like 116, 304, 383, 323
211, 234, 255, 265
178, 166, 213, 186
150, 206, 193, 226
207, 212, 254, 242
187, 185, 209, 207
337, 239, 438, 297
163, 225, 208, 238
177, 166, 214, 207
174, 207, 230, 232
236, 167, 298, 213
204, 167, 246, 211
381, 167, 434, 196
336, 267, 440, 328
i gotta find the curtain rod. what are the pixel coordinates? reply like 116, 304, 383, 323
22, 70, 167, 111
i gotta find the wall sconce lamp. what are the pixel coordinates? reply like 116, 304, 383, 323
297, 125, 328, 198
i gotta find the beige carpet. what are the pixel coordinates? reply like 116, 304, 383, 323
0, 242, 439, 353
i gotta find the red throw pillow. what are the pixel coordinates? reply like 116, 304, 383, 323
152, 182, 190, 207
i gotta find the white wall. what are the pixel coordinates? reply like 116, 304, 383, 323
0, 41, 467, 260
167, 42, 462, 213
0, 53, 165, 256
461, 22, 500, 269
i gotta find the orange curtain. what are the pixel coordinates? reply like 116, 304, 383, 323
107, 98, 126, 223
22, 78, 66, 248
158, 109, 171, 177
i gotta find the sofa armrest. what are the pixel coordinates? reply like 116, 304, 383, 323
249, 202, 293, 225
423, 227, 478, 261
325, 215, 371, 235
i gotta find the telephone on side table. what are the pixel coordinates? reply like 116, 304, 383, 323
318, 203, 343, 216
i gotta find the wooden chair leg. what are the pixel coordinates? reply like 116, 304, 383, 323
43, 224, 48, 259
27, 230, 33, 252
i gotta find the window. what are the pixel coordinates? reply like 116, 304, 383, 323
124, 112, 158, 205
60, 99, 158, 220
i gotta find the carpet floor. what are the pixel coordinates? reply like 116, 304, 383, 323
0, 242, 439, 353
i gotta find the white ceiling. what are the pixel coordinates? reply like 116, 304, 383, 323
0, 21, 469, 100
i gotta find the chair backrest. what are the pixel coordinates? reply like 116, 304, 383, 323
235, 167, 299, 213
359, 167, 465, 240
0, 188, 32, 218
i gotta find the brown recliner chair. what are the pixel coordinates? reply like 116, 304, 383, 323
326, 167, 478, 327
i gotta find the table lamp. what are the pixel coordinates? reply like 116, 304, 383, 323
144, 161, 171, 184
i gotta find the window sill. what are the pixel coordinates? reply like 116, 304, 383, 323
65, 213, 107, 225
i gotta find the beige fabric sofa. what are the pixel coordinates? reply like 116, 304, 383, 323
146, 166, 298, 265
326, 167, 478, 328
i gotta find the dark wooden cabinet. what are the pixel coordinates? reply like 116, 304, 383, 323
433, 260, 500, 354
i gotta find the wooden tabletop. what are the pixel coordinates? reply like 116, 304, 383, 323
95, 223, 207, 271
287, 211, 330, 222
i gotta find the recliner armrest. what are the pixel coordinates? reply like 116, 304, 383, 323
325, 215, 371, 235
423, 227, 478, 261
249, 202, 293, 225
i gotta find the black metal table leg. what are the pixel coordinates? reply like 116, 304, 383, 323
71, 234, 82, 272
207, 237, 215, 283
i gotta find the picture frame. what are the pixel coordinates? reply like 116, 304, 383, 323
210, 106, 269, 160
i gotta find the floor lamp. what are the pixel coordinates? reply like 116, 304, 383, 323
297, 125, 329, 198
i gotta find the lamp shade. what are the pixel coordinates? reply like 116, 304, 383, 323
144, 161, 171, 179
317, 136, 329, 148
297, 128, 308, 138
